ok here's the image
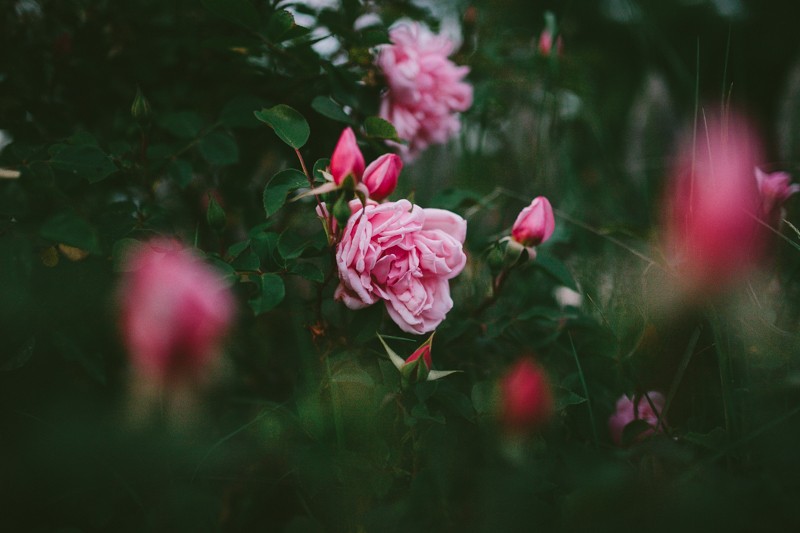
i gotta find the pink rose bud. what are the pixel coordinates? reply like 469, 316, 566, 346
405, 342, 432, 369
362, 153, 402, 201
608, 391, 666, 446
511, 196, 555, 247
663, 112, 765, 294
499, 358, 553, 434
537, 29, 563, 57
119, 239, 234, 384
400, 336, 434, 383
755, 168, 799, 228
330, 127, 365, 185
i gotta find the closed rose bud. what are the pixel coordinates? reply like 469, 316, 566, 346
363, 153, 402, 201
608, 391, 666, 446
330, 127, 365, 185
511, 196, 555, 248
119, 239, 234, 384
405, 342, 432, 370
755, 168, 799, 228
537, 29, 563, 57
499, 358, 553, 434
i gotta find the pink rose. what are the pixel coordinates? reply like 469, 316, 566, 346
608, 391, 666, 446
755, 168, 799, 228
330, 127, 365, 185
537, 29, 563, 57
377, 23, 473, 159
511, 196, 555, 248
119, 239, 234, 383
663, 112, 765, 294
362, 153, 402, 201
499, 358, 553, 434
335, 199, 467, 334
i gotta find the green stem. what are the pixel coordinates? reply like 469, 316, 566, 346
569, 333, 598, 446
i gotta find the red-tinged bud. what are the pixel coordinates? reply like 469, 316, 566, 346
499, 358, 553, 434
511, 196, 555, 248
363, 153, 402, 201
405, 342, 432, 370
330, 127, 365, 185
538, 29, 563, 57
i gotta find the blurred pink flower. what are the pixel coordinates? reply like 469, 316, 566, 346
608, 391, 666, 446
363, 153, 402, 201
119, 239, 234, 383
330, 127, 365, 185
500, 358, 553, 434
755, 168, 799, 228
663, 112, 765, 294
377, 22, 473, 159
511, 196, 555, 250
335, 199, 467, 334
537, 29, 563, 57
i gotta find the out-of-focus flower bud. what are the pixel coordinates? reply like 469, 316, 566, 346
131, 86, 152, 124
330, 128, 365, 185
362, 153, 402, 201
538, 29, 563, 57
608, 391, 666, 446
499, 358, 553, 434
662, 111, 764, 295
755, 168, 799, 228
511, 196, 555, 248
118, 239, 234, 384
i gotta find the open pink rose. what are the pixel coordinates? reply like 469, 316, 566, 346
119, 239, 234, 383
377, 23, 473, 159
608, 391, 666, 446
335, 199, 467, 334
755, 168, 799, 228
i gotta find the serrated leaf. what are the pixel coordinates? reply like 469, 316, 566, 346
364, 116, 401, 142
49, 144, 117, 183
262, 169, 308, 217
267, 10, 295, 41
157, 111, 204, 138
198, 132, 239, 165
254, 105, 310, 149
289, 261, 324, 282
311, 96, 355, 125
40, 211, 100, 254
249, 273, 285, 315
201, 0, 260, 31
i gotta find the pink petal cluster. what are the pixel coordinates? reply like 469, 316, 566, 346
329, 128, 402, 201
511, 196, 555, 248
608, 391, 666, 446
663, 112, 765, 293
335, 199, 467, 334
119, 239, 234, 383
377, 23, 473, 159
500, 358, 553, 434
755, 168, 799, 228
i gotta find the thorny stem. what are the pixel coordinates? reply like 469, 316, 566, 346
294, 148, 336, 246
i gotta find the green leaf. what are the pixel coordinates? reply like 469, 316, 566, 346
232, 248, 260, 271
249, 273, 285, 315
267, 10, 295, 41
201, 0, 260, 31
359, 27, 391, 46
311, 96, 355, 125
40, 211, 100, 254
289, 261, 324, 282
206, 255, 237, 283
313, 158, 331, 183
555, 389, 587, 410
277, 228, 326, 260
254, 105, 310, 149
534, 251, 578, 290
198, 132, 239, 165
226, 240, 251, 260
364, 116, 401, 142
262, 169, 308, 217
157, 111, 204, 138
49, 144, 117, 183
206, 194, 227, 232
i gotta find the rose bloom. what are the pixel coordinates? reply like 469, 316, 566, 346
119, 239, 234, 383
662, 112, 765, 294
377, 22, 473, 159
335, 199, 467, 334
755, 168, 799, 228
608, 391, 666, 446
